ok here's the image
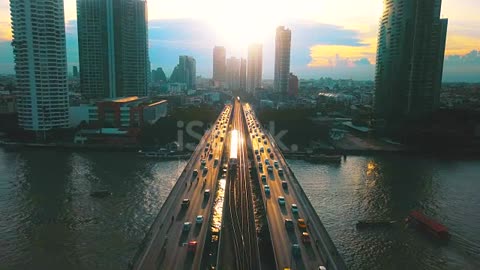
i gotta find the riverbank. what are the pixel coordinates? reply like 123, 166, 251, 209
0, 141, 193, 158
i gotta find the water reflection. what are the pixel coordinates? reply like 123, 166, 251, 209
289, 156, 480, 270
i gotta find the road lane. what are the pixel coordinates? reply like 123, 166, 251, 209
133, 105, 232, 270
243, 103, 324, 270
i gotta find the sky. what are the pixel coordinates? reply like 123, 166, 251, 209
0, 0, 479, 82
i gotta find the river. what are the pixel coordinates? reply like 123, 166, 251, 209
0, 148, 479, 269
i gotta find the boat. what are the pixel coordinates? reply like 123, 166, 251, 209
356, 220, 396, 228
90, 190, 112, 198
405, 210, 451, 240
305, 154, 342, 163
138, 150, 190, 160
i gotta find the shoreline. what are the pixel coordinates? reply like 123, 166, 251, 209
2, 141, 480, 159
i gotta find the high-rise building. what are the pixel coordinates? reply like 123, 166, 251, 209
77, 0, 149, 100
10, 0, 69, 131
226, 57, 241, 90
288, 73, 299, 96
274, 26, 291, 93
170, 56, 196, 90
247, 44, 263, 93
375, 0, 448, 126
73, 66, 79, 78
240, 58, 247, 92
213, 46, 226, 87
151, 67, 167, 83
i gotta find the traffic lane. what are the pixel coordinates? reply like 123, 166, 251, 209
137, 106, 231, 269
137, 128, 210, 269
253, 122, 323, 269
251, 138, 293, 269
163, 111, 231, 269
188, 113, 231, 268
267, 139, 325, 269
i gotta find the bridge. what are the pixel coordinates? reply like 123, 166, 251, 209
131, 99, 347, 270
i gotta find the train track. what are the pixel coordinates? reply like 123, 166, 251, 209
226, 101, 260, 270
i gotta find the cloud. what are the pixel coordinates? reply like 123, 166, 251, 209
443, 49, 480, 82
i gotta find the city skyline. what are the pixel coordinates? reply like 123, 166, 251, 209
0, 0, 479, 82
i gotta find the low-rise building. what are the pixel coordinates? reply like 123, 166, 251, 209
69, 96, 167, 128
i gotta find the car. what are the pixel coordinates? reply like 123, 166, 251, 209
269, 153, 275, 159
258, 138, 261, 142
181, 199, 190, 208
264, 185, 270, 195
183, 222, 192, 231
267, 165, 273, 172
260, 147, 264, 153
301, 232, 311, 243
264, 140, 268, 145
297, 218, 307, 230
291, 204, 298, 214
284, 218, 294, 230
196, 215, 204, 224
267, 148, 271, 153
261, 175, 267, 182
281, 181, 288, 189
278, 196, 285, 206
262, 134, 266, 139
204, 189, 210, 197
201, 159, 206, 167
187, 240, 197, 252
292, 244, 301, 258
256, 155, 261, 161
278, 169, 284, 176
203, 167, 209, 175
254, 149, 259, 155
214, 158, 219, 167
318, 266, 327, 270
264, 159, 270, 165
274, 161, 279, 168
208, 153, 213, 159
193, 169, 198, 176
258, 162, 263, 170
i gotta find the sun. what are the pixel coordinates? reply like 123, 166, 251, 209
202, 0, 286, 52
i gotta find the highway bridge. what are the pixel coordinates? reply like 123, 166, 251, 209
132, 99, 346, 270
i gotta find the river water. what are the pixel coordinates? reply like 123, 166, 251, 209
0, 148, 479, 269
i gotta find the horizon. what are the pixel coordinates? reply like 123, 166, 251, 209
0, 0, 479, 82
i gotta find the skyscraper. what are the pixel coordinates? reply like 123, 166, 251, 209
240, 58, 247, 92
274, 26, 291, 93
213, 46, 226, 87
247, 44, 263, 93
10, 0, 69, 131
375, 0, 448, 126
226, 57, 241, 90
288, 73, 299, 96
170, 56, 196, 90
77, 0, 149, 99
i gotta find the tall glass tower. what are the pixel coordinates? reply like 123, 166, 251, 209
10, 0, 69, 131
375, 0, 448, 126
77, 0, 149, 99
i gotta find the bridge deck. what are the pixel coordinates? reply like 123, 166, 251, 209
132, 105, 232, 270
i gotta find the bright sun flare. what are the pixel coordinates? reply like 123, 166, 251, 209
201, 0, 286, 52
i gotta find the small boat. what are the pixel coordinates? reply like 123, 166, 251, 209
305, 154, 342, 163
90, 190, 112, 198
356, 220, 396, 228
405, 210, 451, 240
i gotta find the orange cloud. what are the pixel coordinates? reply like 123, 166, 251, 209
445, 35, 480, 56
308, 38, 377, 68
